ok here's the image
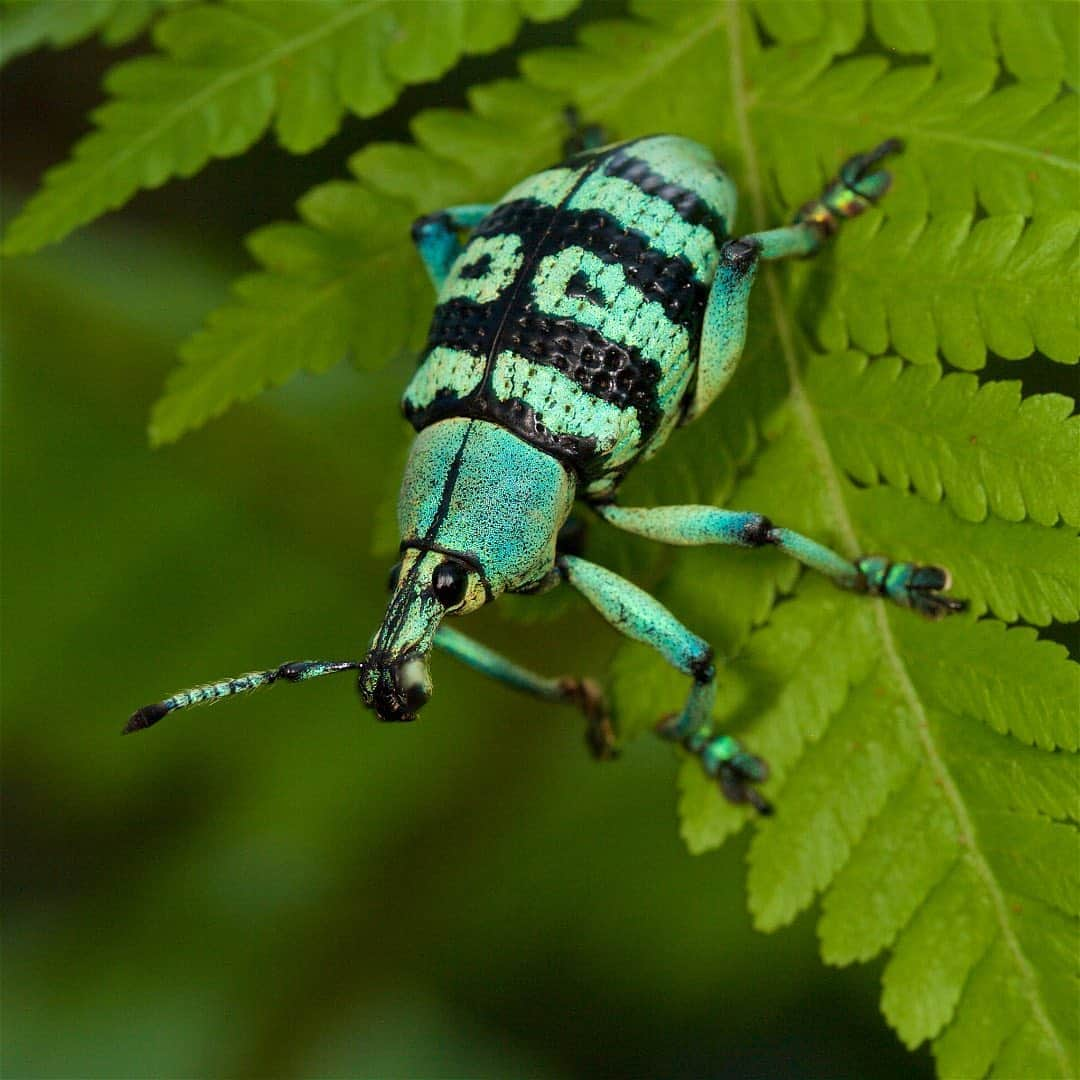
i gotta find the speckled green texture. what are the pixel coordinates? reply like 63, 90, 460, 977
403, 135, 737, 490
397, 417, 575, 596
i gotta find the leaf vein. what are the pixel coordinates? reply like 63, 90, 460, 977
726, 2, 1071, 1068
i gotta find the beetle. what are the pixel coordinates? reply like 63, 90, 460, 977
125, 133, 965, 813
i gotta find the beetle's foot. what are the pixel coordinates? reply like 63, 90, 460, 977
837, 137, 904, 201
560, 676, 618, 760
796, 137, 902, 238
856, 555, 968, 620
562, 106, 608, 158
657, 718, 772, 815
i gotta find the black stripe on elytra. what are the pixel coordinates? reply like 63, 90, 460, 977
457, 252, 492, 280
565, 270, 607, 306
604, 148, 727, 244
418, 297, 663, 442
471, 199, 708, 330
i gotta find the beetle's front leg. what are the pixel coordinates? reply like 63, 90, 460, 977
410, 204, 494, 290
434, 625, 617, 760
558, 555, 770, 813
597, 505, 966, 620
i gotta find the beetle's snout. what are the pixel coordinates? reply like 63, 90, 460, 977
359, 654, 432, 723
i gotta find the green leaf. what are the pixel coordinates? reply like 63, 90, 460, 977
149, 185, 423, 444
817, 210, 1080, 369
0, 0, 163, 67
807, 352, 1080, 526
35, 2, 1066, 1074
747, 665, 917, 929
751, 58, 1078, 220
2, 0, 580, 255
870, 0, 935, 55
891, 616, 1080, 752
150, 78, 570, 442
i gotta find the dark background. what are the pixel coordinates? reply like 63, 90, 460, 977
2, 10, 931, 1078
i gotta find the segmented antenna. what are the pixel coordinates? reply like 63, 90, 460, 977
123, 660, 362, 733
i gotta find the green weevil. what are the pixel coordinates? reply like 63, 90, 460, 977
126, 133, 965, 813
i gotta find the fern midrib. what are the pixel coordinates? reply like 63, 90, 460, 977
754, 99, 1079, 174
31, 1, 382, 210
726, 3, 1070, 1069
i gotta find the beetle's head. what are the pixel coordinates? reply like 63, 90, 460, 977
360, 418, 576, 722
359, 547, 487, 722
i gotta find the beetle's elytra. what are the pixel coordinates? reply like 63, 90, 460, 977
127, 133, 964, 814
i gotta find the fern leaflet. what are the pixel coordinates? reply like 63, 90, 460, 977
2, 0, 579, 256
816, 209, 1079, 370
0, 0, 162, 68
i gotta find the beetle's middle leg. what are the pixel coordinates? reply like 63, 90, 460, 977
597, 505, 966, 620
558, 554, 771, 813
434, 625, 617, 760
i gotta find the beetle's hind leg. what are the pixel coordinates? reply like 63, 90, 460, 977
434, 625, 618, 760
684, 139, 903, 425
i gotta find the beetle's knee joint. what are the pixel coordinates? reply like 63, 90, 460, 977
721, 237, 761, 274
741, 514, 776, 547
690, 647, 715, 685
411, 211, 452, 243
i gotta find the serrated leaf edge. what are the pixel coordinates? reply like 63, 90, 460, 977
726, 1, 1070, 1068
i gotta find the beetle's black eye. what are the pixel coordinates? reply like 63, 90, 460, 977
387, 561, 402, 593
432, 560, 468, 608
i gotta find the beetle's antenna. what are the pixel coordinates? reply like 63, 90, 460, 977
123, 659, 363, 734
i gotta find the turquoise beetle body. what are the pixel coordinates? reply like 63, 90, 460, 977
128, 134, 964, 813
404, 136, 736, 502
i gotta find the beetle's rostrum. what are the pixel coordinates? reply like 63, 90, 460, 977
126, 133, 965, 814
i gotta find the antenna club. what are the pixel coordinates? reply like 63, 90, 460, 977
122, 701, 169, 734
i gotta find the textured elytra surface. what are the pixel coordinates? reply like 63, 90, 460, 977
402, 136, 733, 492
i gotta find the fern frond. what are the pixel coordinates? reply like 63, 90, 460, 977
752, 57, 1077, 221
0, 0, 162, 68
891, 615, 1079, 752
691, 593, 1080, 1072
150, 79, 571, 444
916, 0, 1078, 90
807, 352, 1080, 526
816, 210, 1079, 369
124, 4, 1078, 1071
149, 185, 424, 445
2, 0, 579, 256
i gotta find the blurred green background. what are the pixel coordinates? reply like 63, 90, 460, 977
2, 14, 931, 1079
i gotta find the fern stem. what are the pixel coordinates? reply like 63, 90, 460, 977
724, 1, 1071, 1070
